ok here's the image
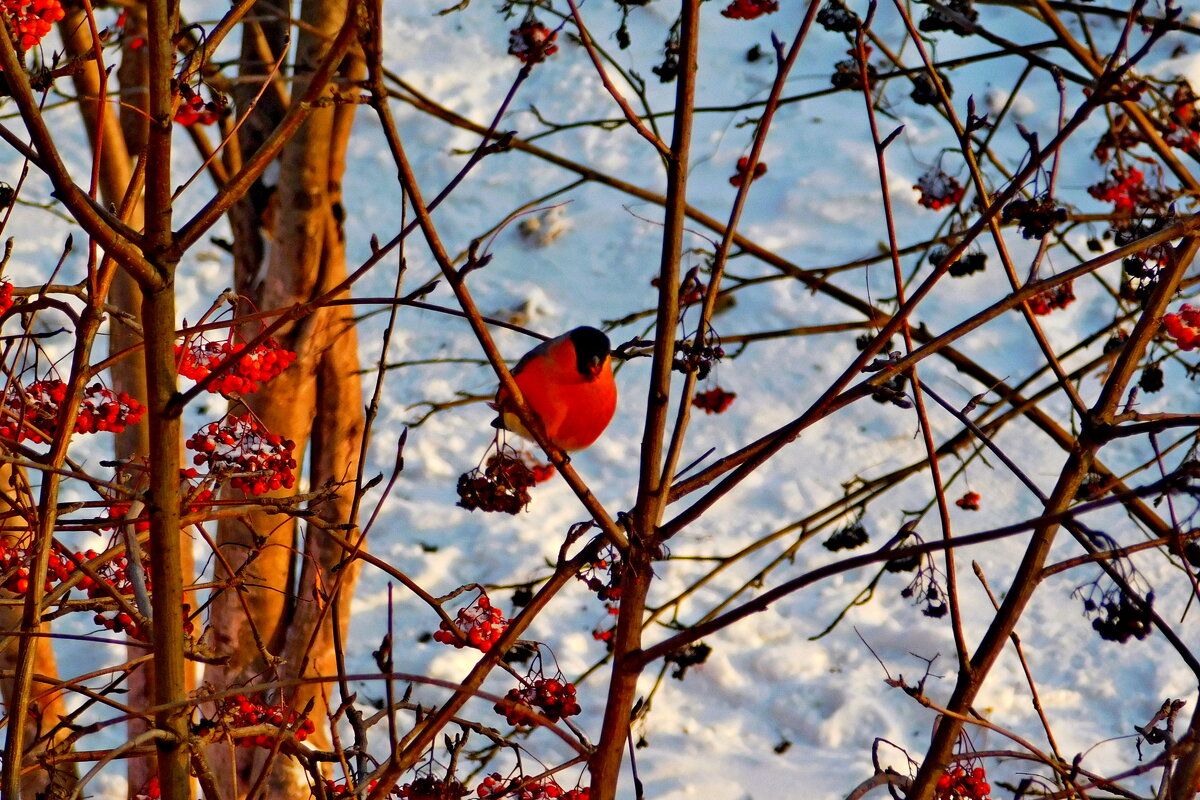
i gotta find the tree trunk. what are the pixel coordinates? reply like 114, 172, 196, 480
203, 0, 364, 793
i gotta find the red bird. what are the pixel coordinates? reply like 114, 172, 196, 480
492, 326, 617, 451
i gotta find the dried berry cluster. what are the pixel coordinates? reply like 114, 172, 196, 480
918, 0, 978, 36
1163, 304, 1200, 351
672, 339, 724, 380
824, 519, 869, 551
176, 335, 296, 395
217, 694, 316, 748
432, 594, 510, 652
1085, 589, 1154, 643
186, 414, 297, 496
664, 641, 712, 680
476, 773, 589, 800
948, 252, 987, 277
1026, 281, 1075, 316
901, 564, 948, 618
935, 766, 991, 800
495, 677, 581, 725
915, 168, 965, 210
1, 0, 65, 50
1097, 81, 1200, 160
692, 386, 736, 414
1001, 196, 1068, 239
1, 380, 145, 443
910, 72, 952, 106
457, 449, 537, 514
816, 0, 858, 32
831, 48, 877, 91
508, 19, 558, 63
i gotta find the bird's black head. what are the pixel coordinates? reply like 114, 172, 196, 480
569, 326, 611, 378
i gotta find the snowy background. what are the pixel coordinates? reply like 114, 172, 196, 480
3, 0, 1200, 797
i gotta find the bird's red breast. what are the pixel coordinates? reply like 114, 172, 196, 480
494, 327, 617, 451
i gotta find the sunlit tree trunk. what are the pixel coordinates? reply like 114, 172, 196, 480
0, 462, 74, 798
202, 0, 364, 793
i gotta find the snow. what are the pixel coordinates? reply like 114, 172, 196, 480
2, 0, 1198, 797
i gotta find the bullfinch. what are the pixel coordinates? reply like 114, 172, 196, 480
492, 326, 617, 451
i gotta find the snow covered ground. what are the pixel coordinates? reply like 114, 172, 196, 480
3, 0, 1200, 797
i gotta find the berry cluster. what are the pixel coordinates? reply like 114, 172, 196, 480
176, 334, 296, 395
93, 605, 145, 639
1, 380, 145, 444
76, 384, 146, 434
186, 414, 297, 496
1001, 196, 1068, 239
174, 86, 224, 126
132, 777, 161, 800
1087, 167, 1148, 213
189, 417, 300, 496
85, 551, 160, 640
914, 168, 965, 210
323, 779, 399, 799
955, 491, 981, 511
729, 156, 767, 187
1026, 281, 1075, 316
591, 602, 619, 646
103, 469, 214, 532
495, 677, 581, 725
432, 594, 510, 652
1165, 81, 1200, 156
0, 280, 13, 316
476, 774, 589, 800
692, 386, 736, 414
918, 0, 978, 36
457, 449, 536, 515
721, 0, 778, 19
508, 19, 557, 64
576, 548, 622, 602
672, 339, 724, 381
0, 538, 58, 594
935, 766, 991, 800
1163, 304, 1200, 351
1, 0, 65, 50
397, 776, 467, 800
218, 694, 316, 748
